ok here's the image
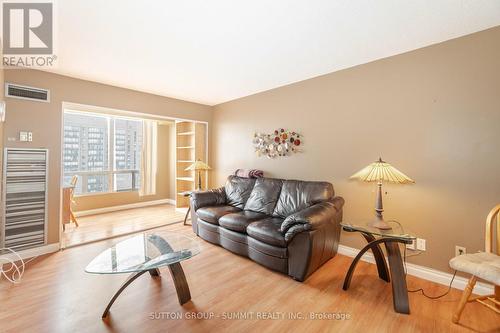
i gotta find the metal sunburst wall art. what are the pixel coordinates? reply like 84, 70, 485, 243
253, 128, 302, 158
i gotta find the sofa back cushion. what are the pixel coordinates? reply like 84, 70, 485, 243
244, 178, 283, 215
224, 176, 256, 209
272, 180, 334, 218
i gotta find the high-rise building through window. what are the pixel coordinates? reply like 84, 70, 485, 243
63, 112, 142, 194
114, 118, 143, 191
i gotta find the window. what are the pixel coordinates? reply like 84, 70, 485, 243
63, 111, 143, 195
114, 118, 142, 191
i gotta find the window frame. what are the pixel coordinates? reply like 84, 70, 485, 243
63, 110, 143, 196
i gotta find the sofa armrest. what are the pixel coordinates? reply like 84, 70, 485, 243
281, 197, 344, 242
190, 187, 227, 211
331, 196, 345, 212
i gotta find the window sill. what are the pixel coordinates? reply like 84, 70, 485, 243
74, 190, 139, 198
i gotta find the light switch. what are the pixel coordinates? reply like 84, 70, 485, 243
19, 131, 28, 142
19, 131, 33, 142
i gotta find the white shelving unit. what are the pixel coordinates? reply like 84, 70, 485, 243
175, 121, 207, 210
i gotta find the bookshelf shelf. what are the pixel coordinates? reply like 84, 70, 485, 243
176, 177, 194, 182
177, 131, 195, 136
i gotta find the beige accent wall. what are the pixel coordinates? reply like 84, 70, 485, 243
212, 27, 500, 272
73, 123, 175, 211
3, 69, 212, 245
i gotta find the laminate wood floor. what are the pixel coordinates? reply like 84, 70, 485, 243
2, 221, 498, 333
62, 204, 186, 247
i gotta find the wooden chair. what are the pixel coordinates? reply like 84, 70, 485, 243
69, 175, 79, 227
449, 204, 500, 323
63, 175, 79, 231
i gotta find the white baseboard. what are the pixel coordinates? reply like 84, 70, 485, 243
337, 244, 494, 296
165, 198, 176, 205
0, 243, 60, 262
75, 198, 176, 217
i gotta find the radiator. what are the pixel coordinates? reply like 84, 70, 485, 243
2, 148, 48, 251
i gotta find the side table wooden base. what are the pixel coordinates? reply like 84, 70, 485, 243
342, 232, 411, 314
183, 206, 191, 226
180, 191, 193, 226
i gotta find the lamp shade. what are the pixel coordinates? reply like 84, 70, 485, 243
350, 158, 415, 184
185, 160, 211, 171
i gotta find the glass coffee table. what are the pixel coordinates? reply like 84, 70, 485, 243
341, 221, 416, 314
85, 231, 200, 318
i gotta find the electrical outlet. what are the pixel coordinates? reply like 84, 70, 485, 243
406, 239, 416, 250
455, 246, 466, 256
416, 238, 426, 251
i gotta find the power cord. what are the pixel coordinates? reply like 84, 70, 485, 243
0, 248, 37, 284
386, 220, 457, 300
403, 245, 457, 299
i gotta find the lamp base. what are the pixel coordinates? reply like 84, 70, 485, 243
369, 217, 393, 230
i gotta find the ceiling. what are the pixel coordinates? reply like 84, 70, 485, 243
50, 0, 500, 105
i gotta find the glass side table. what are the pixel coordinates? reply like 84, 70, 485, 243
341, 221, 416, 314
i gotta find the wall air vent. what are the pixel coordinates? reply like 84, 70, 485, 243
5, 83, 50, 102
2, 148, 48, 251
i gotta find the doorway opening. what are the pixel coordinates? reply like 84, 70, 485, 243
60, 102, 208, 248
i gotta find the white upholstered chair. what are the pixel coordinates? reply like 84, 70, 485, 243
449, 204, 500, 323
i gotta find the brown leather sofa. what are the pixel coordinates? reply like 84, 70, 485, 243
190, 175, 344, 281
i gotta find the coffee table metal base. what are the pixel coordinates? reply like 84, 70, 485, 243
102, 263, 191, 318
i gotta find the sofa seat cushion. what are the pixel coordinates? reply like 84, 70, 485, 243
248, 237, 287, 259
247, 218, 286, 247
196, 205, 241, 225
198, 219, 221, 234
219, 211, 268, 233
220, 227, 248, 245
